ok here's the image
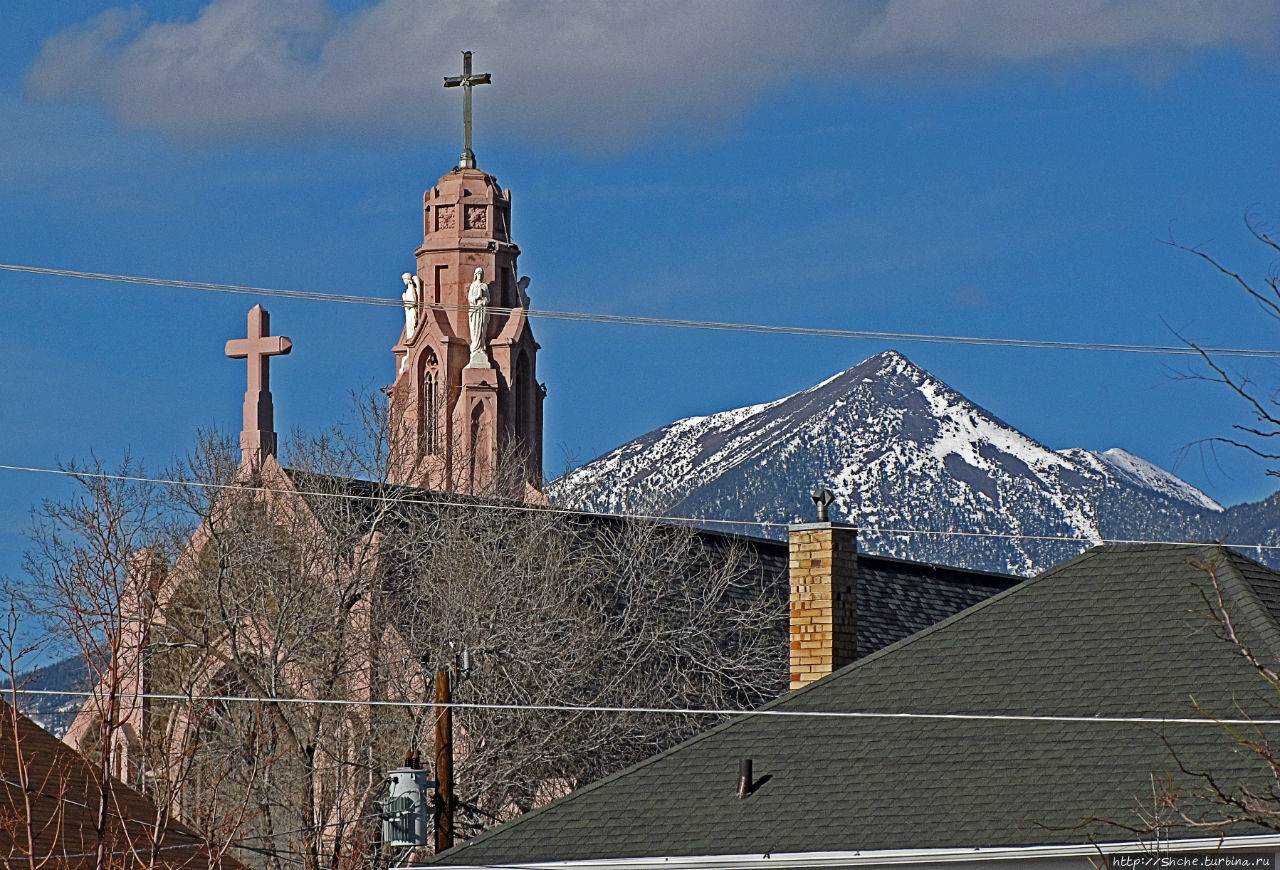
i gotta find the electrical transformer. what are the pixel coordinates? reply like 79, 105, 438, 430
382, 767, 434, 847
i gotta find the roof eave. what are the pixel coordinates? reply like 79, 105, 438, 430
414, 834, 1280, 870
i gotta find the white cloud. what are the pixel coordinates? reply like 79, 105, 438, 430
23, 0, 1280, 149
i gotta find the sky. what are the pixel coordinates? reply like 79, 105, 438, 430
1, 0, 1280, 592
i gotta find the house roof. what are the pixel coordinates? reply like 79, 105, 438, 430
431, 544, 1280, 865
0, 699, 245, 869
853, 551, 1016, 654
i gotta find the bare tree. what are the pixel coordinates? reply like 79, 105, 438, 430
1172, 214, 1280, 478
381, 501, 786, 833
143, 437, 391, 870
0, 594, 75, 869
285, 390, 787, 839
23, 458, 171, 870
35, 391, 786, 865
0, 580, 246, 870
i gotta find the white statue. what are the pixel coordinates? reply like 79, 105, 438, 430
516, 275, 531, 308
401, 272, 423, 337
466, 267, 491, 367
399, 272, 424, 373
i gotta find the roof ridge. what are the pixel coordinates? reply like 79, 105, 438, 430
857, 550, 1020, 583
1196, 547, 1280, 667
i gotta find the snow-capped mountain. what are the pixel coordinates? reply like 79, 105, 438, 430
1059, 446, 1222, 512
549, 351, 1253, 576
13, 353, 1275, 728
3, 654, 89, 737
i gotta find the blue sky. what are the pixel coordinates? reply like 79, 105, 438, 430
1, 0, 1279, 589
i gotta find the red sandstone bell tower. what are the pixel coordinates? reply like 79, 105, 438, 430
388, 52, 544, 499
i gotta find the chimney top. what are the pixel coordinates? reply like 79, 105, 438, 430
810, 487, 835, 522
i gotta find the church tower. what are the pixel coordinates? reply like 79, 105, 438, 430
388, 52, 544, 498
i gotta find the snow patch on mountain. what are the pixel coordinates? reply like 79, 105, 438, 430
917, 374, 1101, 544
1088, 447, 1221, 512
550, 350, 1235, 575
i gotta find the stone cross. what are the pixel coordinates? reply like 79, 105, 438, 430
443, 50, 491, 170
225, 304, 292, 466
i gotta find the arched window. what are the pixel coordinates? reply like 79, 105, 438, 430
423, 350, 440, 455
514, 351, 532, 442
470, 402, 486, 489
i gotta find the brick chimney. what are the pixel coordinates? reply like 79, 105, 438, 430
788, 492, 858, 690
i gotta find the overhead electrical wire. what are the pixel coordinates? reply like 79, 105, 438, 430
1, 264, 1271, 860
1, 461, 1276, 550
15, 687, 1280, 727
2, 262, 1276, 358
3, 266, 1273, 548
0, 462, 776, 529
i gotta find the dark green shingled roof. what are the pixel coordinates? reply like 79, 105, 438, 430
433, 544, 1280, 864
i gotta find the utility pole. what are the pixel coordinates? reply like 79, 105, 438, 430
433, 667, 454, 853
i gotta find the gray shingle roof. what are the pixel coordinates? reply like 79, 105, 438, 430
433, 544, 1280, 864
855, 553, 1015, 654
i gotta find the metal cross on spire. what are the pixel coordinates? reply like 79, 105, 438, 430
443, 50, 491, 170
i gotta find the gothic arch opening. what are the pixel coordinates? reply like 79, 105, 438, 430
469, 401, 486, 492
514, 350, 532, 445
421, 349, 440, 455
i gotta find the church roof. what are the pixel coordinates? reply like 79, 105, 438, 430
429, 544, 1280, 865
284, 470, 1018, 659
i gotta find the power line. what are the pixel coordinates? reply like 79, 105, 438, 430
3, 262, 1276, 358
230, 809, 388, 844
0, 462, 779, 530
16, 687, 1280, 727
857, 523, 1280, 551
2, 461, 1277, 550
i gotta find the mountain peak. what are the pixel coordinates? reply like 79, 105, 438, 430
795, 350, 940, 411
550, 351, 1234, 575
849, 348, 924, 381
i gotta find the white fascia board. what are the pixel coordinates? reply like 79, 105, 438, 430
406, 834, 1280, 870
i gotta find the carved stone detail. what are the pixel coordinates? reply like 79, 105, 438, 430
436, 206, 456, 231
465, 205, 487, 231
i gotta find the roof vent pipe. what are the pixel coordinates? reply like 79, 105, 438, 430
736, 758, 753, 799
811, 488, 834, 522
